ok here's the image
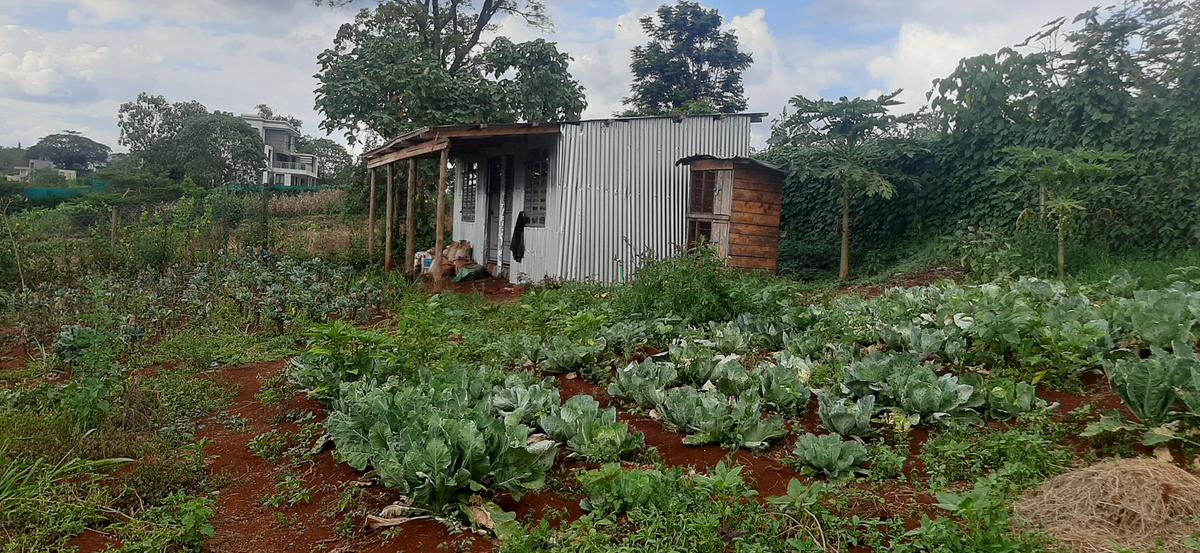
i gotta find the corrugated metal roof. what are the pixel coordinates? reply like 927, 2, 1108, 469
676, 154, 788, 176
362, 113, 769, 160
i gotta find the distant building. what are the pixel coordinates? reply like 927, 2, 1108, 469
240, 115, 319, 187
8, 159, 77, 182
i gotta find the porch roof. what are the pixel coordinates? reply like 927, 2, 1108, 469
362, 122, 562, 168
362, 112, 770, 169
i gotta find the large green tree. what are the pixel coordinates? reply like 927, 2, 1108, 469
117, 94, 264, 187
27, 131, 110, 171
172, 112, 266, 188
624, 1, 753, 115
314, 0, 585, 144
118, 93, 209, 174
770, 92, 915, 279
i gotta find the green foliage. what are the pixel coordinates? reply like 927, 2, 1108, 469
492, 378, 560, 426
791, 433, 868, 478
817, 393, 875, 437
117, 93, 262, 187
537, 335, 603, 374
755, 362, 812, 415
655, 387, 786, 450
313, 0, 582, 145
613, 247, 750, 326
107, 493, 216, 552
921, 427, 1072, 489
1104, 346, 1196, 426
994, 147, 1126, 278
768, 90, 920, 278
577, 463, 678, 518
27, 131, 110, 172
607, 359, 678, 408
324, 367, 556, 509
772, 1, 1200, 274
896, 480, 1054, 553
623, 1, 752, 115
538, 395, 644, 462
961, 375, 1049, 421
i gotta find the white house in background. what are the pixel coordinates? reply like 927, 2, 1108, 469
7, 159, 77, 182
239, 115, 319, 187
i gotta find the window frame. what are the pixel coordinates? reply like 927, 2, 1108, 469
524, 148, 550, 227
460, 161, 479, 223
690, 170, 718, 214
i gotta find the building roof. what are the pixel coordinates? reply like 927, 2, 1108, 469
676, 154, 788, 177
362, 112, 769, 168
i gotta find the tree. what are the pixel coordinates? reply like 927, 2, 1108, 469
770, 91, 914, 279
118, 93, 208, 172
624, 1, 753, 116
171, 112, 265, 188
314, 0, 585, 144
27, 132, 110, 171
296, 136, 353, 182
254, 104, 303, 130
994, 147, 1126, 279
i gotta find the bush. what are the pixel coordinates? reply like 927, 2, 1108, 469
614, 247, 750, 325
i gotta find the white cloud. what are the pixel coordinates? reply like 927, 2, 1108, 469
0, 0, 1118, 151
849, 0, 1099, 111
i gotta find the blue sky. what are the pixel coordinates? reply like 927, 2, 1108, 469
0, 0, 1100, 151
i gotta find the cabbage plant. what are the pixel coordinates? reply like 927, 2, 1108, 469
608, 359, 678, 408
792, 433, 868, 478
817, 393, 875, 437
539, 395, 644, 462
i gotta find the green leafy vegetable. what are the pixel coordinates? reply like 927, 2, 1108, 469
792, 433, 868, 478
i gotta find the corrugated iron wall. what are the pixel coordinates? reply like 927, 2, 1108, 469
552, 115, 754, 283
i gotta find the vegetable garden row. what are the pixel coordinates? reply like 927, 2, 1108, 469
283, 260, 1200, 551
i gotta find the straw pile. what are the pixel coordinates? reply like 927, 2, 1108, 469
1015, 458, 1200, 553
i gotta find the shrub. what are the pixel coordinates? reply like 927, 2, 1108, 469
613, 247, 749, 326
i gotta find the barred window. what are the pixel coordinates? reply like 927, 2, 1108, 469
524, 148, 549, 226
690, 170, 716, 214
687, 219, 713, 247
460, 161, 478, 222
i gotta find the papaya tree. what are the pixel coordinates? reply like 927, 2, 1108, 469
994, 147, 1126, 279
769, 91, 913, 279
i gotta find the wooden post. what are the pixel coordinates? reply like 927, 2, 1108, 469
432, 149, 449, 281
405, 158, 417, 275
367, 168, 376, 256
384, 163, 394, 271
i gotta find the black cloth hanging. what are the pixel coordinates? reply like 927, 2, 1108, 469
510, 211, 529, 262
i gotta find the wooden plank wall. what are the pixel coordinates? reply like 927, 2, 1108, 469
728, 166, 783, 271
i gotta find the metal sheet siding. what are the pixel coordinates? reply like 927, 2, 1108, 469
553, 116, 752, 283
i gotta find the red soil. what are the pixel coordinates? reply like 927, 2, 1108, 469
428, 276, 527, 303
64, 338, 1135, 553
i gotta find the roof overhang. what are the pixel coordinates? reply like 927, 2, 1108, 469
676, 154, 788, 177
363, 123, 562, 168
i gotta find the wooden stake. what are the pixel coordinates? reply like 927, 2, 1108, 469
432, 149, 449, 281
367, 168, 376, 256
384, 163, 394, 271
405, 158, 417, 275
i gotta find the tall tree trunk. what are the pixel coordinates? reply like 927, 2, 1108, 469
839, 197, 851, 280
1057, 221, 1067, 281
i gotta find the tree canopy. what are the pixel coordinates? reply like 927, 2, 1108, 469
624, 1, 753, 116
27, 132, 111, 171
314, 0, 585, 144
117, 94, 264, 187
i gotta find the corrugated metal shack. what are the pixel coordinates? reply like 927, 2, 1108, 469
361, 113, 780, 284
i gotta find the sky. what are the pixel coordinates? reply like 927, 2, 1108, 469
0, 0, 1101, 153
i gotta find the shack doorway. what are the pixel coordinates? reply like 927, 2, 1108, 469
484, 155, 516, 271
